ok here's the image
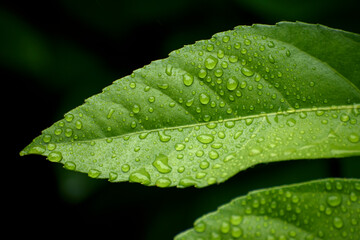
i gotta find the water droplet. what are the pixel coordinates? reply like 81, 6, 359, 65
333, 217, 344, 229
286, 118, 296, 127
175, 143, 185, 151
158, 83, 169, 90
327, 194, 342, 207
132, 104, 141, 113
179, 177, 197, 187
88, 169, 101, 178
199, 160, 210, 169
230, 215, 242, 225
47, 151, 62, 162
109, 172, 118, 182
199, 93, 210, 105
244, 39, 251, 46
129, 168, 151, 185
205, 56, 218, 70
65, 128, 73, 137
64, 161, 76, 170
156, 177, 171, 188
241, 67, 254, 77
231, 226, 243, 238
214, 69, 223, 77
183, 73, 194, 86
268, 54, 275, 63
340, 113, 350, 122
348, 133, 359, 143
121, 164, 130, 173
208, 150, 219, 160
129, 82, 136, 89
194, 222, 206, 233
65, 114, 74, 122
152, 154, 172, 173
107, 108, 115, 119
42, 134, 52, 143
220, 221, 230, 233
198, 69, 207, 79
75, 120, 82, 129
158, 131, 171, 142
226, 77, 238, 91
229, 55, 238, 63
165, 64, 173, 76
197, 134, 214, 144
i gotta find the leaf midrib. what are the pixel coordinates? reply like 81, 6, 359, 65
54, 104, 359, 145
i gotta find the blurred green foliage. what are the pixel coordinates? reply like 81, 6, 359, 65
7, 0, 359, 238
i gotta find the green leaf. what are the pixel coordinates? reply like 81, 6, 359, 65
20, 22, 360, 187
175, 178, 360, 240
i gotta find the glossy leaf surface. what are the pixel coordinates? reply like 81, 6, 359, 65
175, 178, 360, 240
21, 22, 360, 187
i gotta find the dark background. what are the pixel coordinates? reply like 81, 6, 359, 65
4, 0, 360, 238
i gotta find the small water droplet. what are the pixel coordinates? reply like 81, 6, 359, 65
158, 83, 169, 90
268, 54, 275, 63
152, 154, 172, 173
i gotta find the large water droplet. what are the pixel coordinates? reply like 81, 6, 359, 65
183, 73, 194, 86
333, 217, 344, 229
241, 67, 254, 77
197, 134, 214, 144
348, 133, 359, 143
156, 177, 171, 188
48, 151, 62, 162
226, 77, 238, 91
199, 93, 210, 105
88, 169, 101, 178
129, 168, 151, 185
64, 161, 76, 170
152, 154, 172, 173
155, 131, 170, 143
205, 55, 218, 70
132, 104, 141, 113
327, 194, 342, 207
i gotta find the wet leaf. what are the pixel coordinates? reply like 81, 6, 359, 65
21, 22, 360, 187
175, 178, 360, 240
